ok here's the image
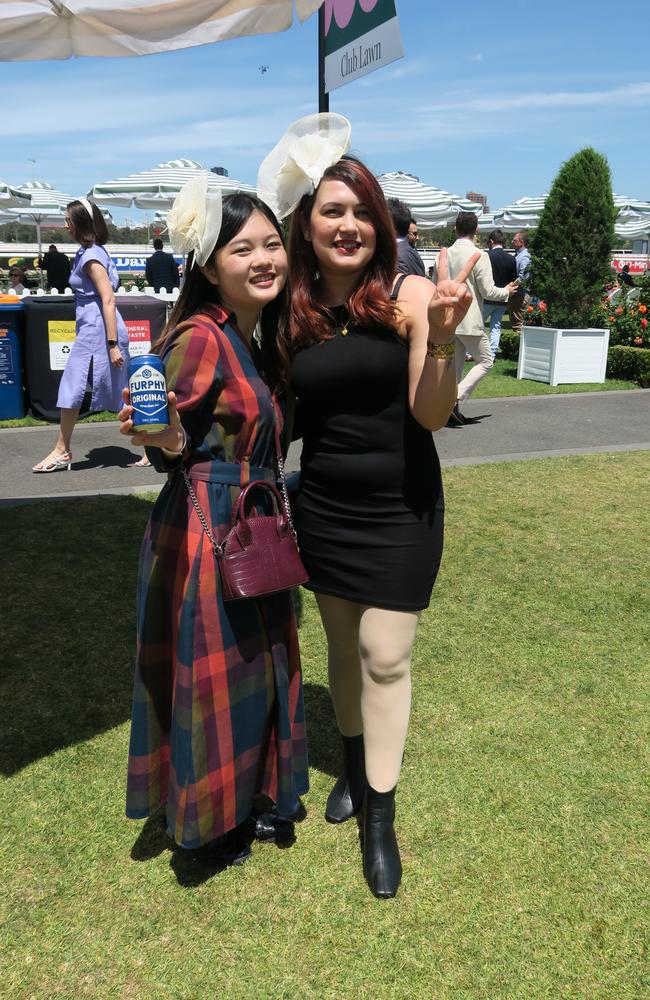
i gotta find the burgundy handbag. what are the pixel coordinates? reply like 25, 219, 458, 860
182, 428, 308, 602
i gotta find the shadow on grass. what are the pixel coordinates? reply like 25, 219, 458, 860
0, 494, 150, 775
130, 802, 300, 888
303, 682, 340, 780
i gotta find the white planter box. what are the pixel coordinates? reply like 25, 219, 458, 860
517, 326, 610, 386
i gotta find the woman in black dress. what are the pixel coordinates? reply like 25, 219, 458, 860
258, 116, 478, 898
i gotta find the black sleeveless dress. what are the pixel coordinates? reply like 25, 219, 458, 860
291, 303, 444, 612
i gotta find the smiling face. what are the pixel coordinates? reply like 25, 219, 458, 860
305, 179, 377, 281
200, 209, 288, 315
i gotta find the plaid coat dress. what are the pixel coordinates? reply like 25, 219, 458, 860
126, 304, 308, 849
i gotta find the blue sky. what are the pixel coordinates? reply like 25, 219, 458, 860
3, 0, 650, 224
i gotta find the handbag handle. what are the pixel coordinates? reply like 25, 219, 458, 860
231, 479, 284, 524
230, 480, 289, 547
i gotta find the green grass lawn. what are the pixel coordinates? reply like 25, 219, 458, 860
0, 409, 118, 429
469, 358, 636, 397
2, 452, 649, 999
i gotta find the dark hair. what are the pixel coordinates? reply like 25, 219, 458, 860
386, 197, 412, 238
49, 244, 57, 251
288, 156, 398, 348
488, 229, 505, 245
67, 200, 109, 245
156, 192, 290, 393
455, 211, 478, 237
153, 237, 163, 250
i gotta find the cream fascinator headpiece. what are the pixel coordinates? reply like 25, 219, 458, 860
257, 113, 352, 220
167, 174, 223, 268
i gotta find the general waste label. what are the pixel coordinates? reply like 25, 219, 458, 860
126, 319, 152, 358
48, 320, 76, 371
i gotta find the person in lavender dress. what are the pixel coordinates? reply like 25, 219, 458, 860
32, 198, 129, 472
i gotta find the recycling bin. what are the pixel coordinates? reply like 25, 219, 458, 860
0, 299, 26, 419
22, 294, 167, 421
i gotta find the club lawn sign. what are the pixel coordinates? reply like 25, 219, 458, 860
517, 325, 610, 386
323, 0, 404, 93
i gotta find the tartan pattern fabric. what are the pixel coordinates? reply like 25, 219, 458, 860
126, 305, 308, 849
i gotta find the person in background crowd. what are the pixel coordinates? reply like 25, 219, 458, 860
407, 220, 419, 248
32, 199, 129, 473
619, 263, 635, 288
145, 237, 180, 293
483, 229, 518, 359
8, 266, 28, 294
258, 114, 478, 899
387, 197, 426, 277
39, 244, 71, 291
446, 212, 517, 425
508, 230, 531, 334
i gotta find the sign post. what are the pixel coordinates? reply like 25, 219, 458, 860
320, 0, 404, 99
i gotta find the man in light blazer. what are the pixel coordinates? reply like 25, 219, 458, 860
446, 212, 518, 425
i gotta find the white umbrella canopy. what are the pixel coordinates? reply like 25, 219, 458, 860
88, 159, 255, 211
0, 180, 30, 208
615, 218, 650, 241
491, 193, 650, 235
0, 0, 323, 60
377, 172, 483, 228
476, 212, 497, 233
2, 180, 111, 256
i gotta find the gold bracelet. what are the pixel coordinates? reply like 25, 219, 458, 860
426, 340, 455, 360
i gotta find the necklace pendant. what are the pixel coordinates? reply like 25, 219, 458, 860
341, 323, 348, 336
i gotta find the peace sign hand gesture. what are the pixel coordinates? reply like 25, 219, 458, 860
427, 246, 480, 341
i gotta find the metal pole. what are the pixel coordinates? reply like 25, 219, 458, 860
318, 3, 329, 113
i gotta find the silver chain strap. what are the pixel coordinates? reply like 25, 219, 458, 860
276, 449, 298, 542
182, 468, 224, 557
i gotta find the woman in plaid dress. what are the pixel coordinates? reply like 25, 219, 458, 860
120, 184, 308, 864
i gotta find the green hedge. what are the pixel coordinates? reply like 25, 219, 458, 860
499, 329, 520, 361
498, 331, 650, 386
606, 346, 650, 387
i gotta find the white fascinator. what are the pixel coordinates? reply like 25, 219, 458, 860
167, 174, 223, 268
257, 113, 352, 220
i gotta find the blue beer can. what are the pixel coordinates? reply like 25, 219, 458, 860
128, 354, 169, 432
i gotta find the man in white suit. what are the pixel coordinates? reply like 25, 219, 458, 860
446, 212, 518, 425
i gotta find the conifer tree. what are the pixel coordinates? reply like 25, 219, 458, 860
530, 148, 615, 328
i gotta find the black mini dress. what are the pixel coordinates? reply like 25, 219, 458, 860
291, 304, 444, 613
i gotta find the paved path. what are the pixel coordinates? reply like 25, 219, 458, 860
2, 389, 648, 505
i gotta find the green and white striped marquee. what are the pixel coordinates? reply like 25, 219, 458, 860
377, 172, 484, 228
88, 160, 255, 211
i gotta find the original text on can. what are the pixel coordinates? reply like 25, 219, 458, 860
128, 354, 169, 432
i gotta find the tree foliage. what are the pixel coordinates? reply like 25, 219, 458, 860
530, 148, 615, 328
0, 222, 155, 245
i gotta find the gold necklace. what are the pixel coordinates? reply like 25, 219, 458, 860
341, 320, 349, 336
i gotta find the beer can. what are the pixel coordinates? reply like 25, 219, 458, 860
128, 354, 169, 433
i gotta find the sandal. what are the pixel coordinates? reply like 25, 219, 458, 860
130, 456, 151, 468
32, 450, 72, 473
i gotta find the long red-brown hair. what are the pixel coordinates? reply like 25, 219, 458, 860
288, 156, 398, 348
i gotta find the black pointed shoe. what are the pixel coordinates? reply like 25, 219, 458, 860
325, 734, 366, 824
446, 403, 465, 428
362, 786, 402, 899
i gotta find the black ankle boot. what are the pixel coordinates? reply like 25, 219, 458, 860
325, 734, 366, 823
362, 785, 402, 899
